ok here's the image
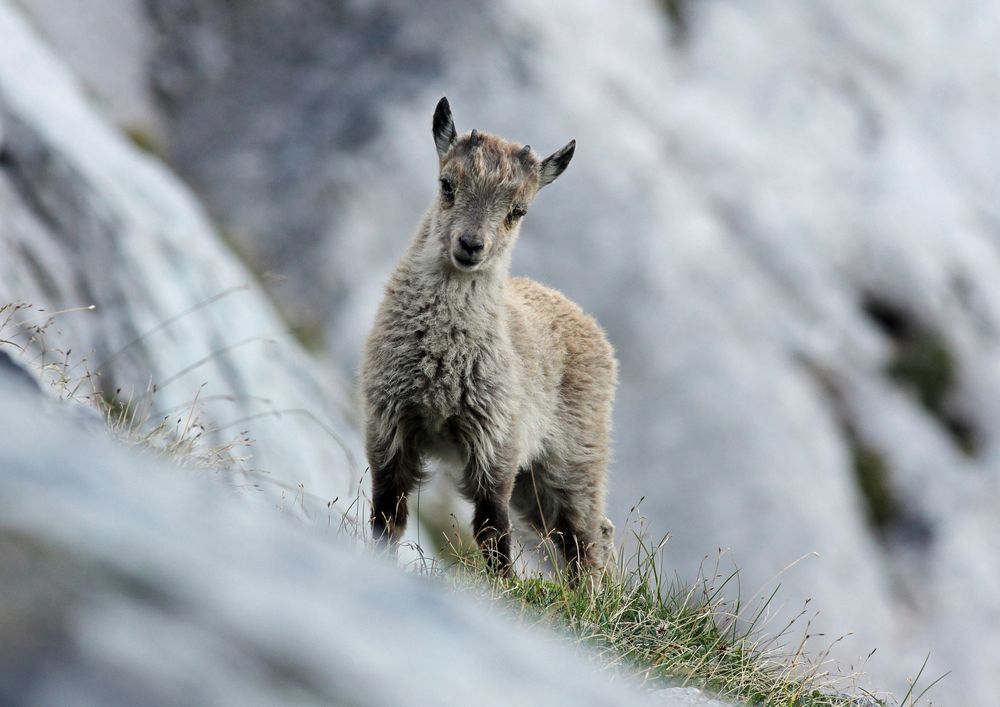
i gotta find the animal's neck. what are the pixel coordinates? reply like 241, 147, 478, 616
417, 268, 506, 339
398, 220, 507, 339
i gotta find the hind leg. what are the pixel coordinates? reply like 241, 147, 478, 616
554, 507, 615, 584
510, 465, 559, 536
550, 455, 616, 586
511, 460, 615, 583
511, 464, 564, 569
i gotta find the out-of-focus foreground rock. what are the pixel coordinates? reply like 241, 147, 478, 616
0, 365, 694, 707
12, 0, 1000, 703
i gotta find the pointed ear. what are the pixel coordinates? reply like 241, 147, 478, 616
432, 97, 457, 160
539, 139, 576, 187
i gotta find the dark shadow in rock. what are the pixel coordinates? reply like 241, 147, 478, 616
861, 293, 979, 457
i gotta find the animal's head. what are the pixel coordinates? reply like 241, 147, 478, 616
425, 97, 575, 274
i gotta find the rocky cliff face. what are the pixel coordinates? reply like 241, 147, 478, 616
0, 0, 362, 521
11, 0, 1000, 703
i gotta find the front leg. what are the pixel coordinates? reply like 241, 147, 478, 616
473, 490, 513, 575
466, 454, 516, 576
368, 418, 423, 548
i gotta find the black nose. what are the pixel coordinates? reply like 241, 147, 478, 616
458, 234, 484, 254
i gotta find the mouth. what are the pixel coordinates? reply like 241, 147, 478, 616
451, 251, 482, 271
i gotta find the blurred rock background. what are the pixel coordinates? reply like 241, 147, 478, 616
6, 0, 1000, 703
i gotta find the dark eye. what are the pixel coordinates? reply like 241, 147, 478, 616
440, 177, 455, 199
507, 205, 527, 224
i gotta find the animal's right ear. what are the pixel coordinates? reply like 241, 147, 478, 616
433, 97, 457, 160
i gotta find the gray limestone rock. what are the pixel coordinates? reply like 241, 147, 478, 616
0, 0, 363, 521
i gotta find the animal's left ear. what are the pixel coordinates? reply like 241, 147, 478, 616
539, 139, 576, 187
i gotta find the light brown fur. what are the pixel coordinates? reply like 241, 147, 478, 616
362, 98, 617, 578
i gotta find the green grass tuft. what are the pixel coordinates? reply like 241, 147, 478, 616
429, 534, 895, 707
851, 445, 898, 533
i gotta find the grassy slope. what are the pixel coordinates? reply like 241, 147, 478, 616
427, 534, 917, 707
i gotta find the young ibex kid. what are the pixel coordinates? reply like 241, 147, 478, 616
362, 97, 617, 579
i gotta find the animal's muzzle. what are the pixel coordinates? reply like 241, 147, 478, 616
453, 234, 484, 267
